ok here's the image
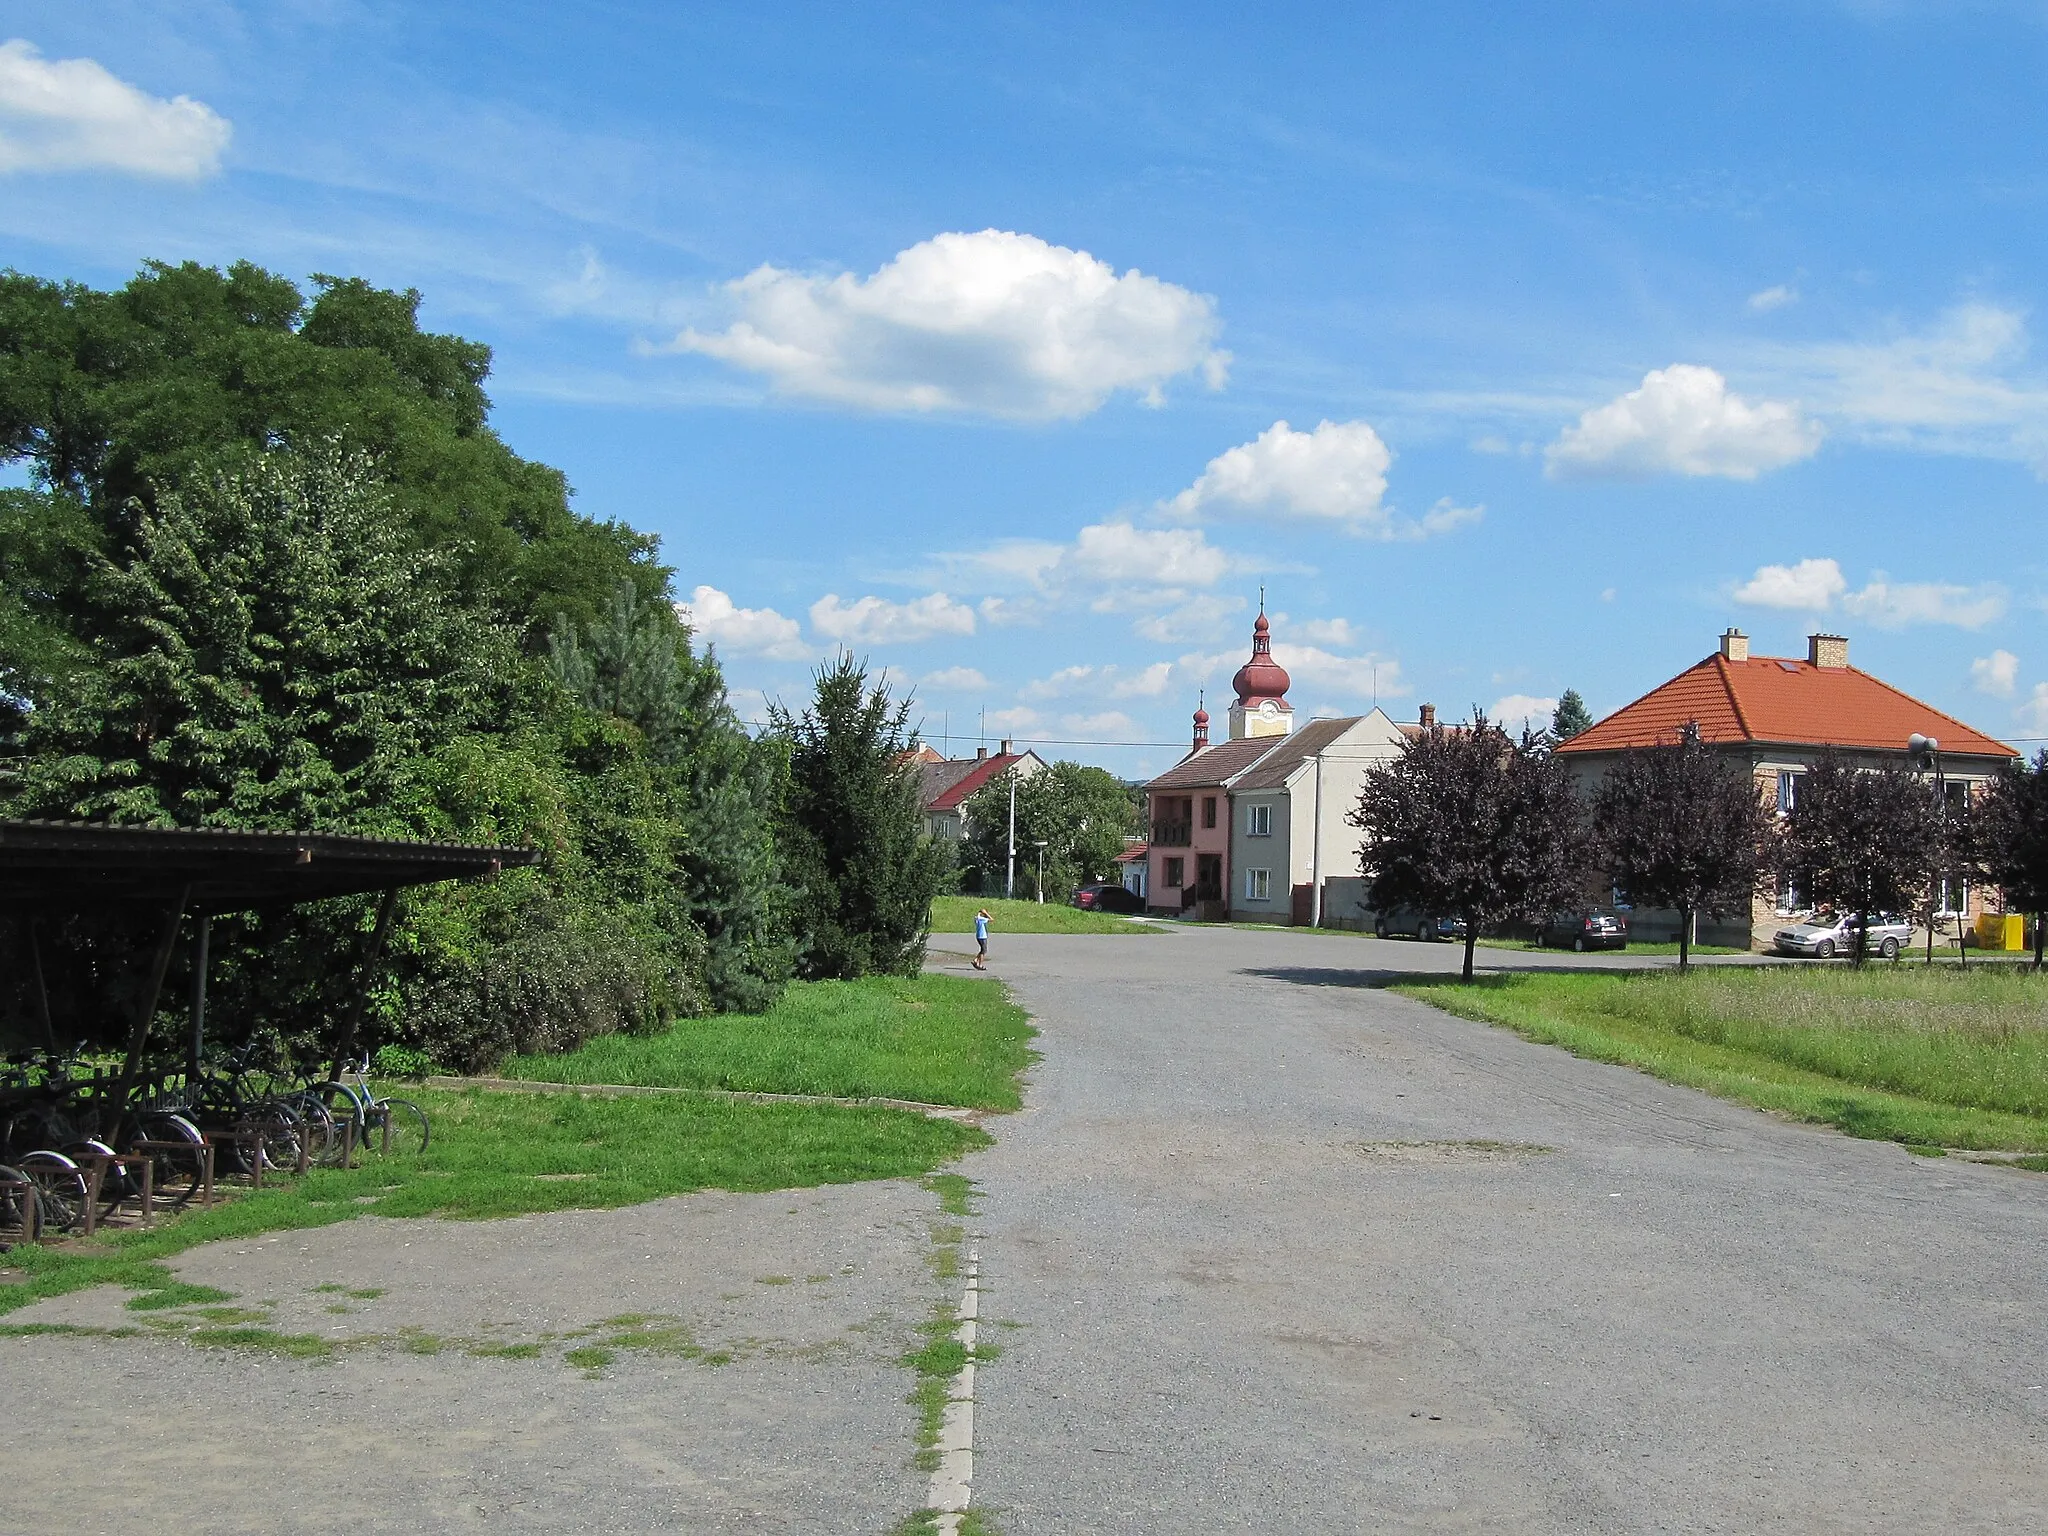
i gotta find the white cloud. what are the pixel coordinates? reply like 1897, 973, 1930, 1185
1414, 498, 1484, 538
1133, 593, 1243, 644
0, 40, 229, 179
1059, 711, 1139, 741
1066, 521, 1235, 587
1732, 558, 1847, 611
1170, 419, 1391, 529
1972, 650, 2019, 698
1748, 284, 1799, 313
1020, 660, 1175, 703
2018, 684, 2048, 737
677, 585, 810, 660
1772, 304, 2048, 469
671, 229, 1226, 419
809, 591, 976, 645
919, 666, 988, 692
1272, 643, 1405, 700
1731, 558, 2005, 629
981, 706, 1042, 735
1491, 694, 1560, 737
1546, 364, 1822, 480
1841, 579, 2006, 630
1111, 661, 1174, 699
1020, 664, 1098, 701
1278, 615, 1357, 648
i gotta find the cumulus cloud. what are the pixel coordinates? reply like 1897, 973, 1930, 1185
1748, 284, 1799, 313
1547, 364, 1822, 480
809, 591, 976, 645
1133, 593, 1244, 644
1972, 650, 2019, 698
671, 229, 1227, 419
677, 585, 810, 660
1165, 419, 1480, 541
2018, 684, 2048, 737
1732, 558, 1847, 611
919, 666, 988, 692
0, 40, 229, 178
1841, 579, 2006, 630
1490, 694, 1560, 736
1731, 558, 2005, 629
1059, 711, 1139, 740
1170, 419, 1391, 529
1279, 616, 1358, 648
1019, 660, 1175, 703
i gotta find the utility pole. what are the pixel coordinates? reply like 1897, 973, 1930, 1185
1006, 770, 1017, 900
1309, 751, 1324, 928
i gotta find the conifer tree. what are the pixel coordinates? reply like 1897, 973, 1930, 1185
769, 655, 950, 979
1550, 689, 1594, 743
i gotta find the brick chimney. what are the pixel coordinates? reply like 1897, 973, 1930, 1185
1807, 633, 1848, 669
998, 737, 1013, 756
1419, 703, 1437, 729
975, 746, 987, 762
1720, 627, 1749, 662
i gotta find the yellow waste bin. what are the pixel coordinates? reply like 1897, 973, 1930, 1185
1974, 912, 2026, 952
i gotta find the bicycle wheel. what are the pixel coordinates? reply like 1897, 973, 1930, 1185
130, 1112, 206, 1209
64, 1139, 130, 1223
0, 1163, 36, 1237
19, 1150, 89, 1231
279, 1092, 341, 1167
370, 1099, 429, 1156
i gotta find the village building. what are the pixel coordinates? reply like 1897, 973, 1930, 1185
1556, 628, 2017, 947
915, 740, 1048, 844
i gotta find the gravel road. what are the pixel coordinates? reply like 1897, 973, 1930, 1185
934, 925, 2048, 1533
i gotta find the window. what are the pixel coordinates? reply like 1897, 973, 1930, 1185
1163, 856, 1185, 888
1247, 803, 1273, 836
1776, 771, 1803, 814
1244, 868, 1270, 901
1776, 874, 1805, 915
1201, 796, 1217, 829
1935, 874, 1970, 916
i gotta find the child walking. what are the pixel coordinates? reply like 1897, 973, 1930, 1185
973, 908, 991, 970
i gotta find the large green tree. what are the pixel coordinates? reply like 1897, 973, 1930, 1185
1778, 752, 1938, 965
1971, 751, 2048, 970
959, 760, 1136, 899
0, 260, 662, 640
769, 655, 950, 980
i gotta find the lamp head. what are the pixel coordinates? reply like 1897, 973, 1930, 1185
1908, 732, 1938, 758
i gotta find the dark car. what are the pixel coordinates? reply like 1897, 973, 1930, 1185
1073, 883, 1146, 914
1539, 908, 1630, 952
1373, 907, 1468, 942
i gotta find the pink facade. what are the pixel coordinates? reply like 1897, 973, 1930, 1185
1146, 783, 1233, 917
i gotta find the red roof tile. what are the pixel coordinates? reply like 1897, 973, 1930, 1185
1142, 736, 1282, 791
1558, 653, 2015, 759
925, 753, 1028, 812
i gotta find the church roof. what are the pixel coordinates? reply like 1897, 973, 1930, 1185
1142, 736, 1281, 791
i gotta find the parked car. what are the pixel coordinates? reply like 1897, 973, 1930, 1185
1373, 907, 1468, 942
1773, 911, 1912, 960
1073, 882, 1146, 914
1539, 908, 1630, 952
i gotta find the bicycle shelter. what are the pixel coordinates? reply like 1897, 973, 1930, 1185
0, 820, 540, 1107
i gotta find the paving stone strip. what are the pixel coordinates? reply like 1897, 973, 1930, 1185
424, 1074, 987, 1123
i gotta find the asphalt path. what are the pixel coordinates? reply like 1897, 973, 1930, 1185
932, 924, 2048, 1533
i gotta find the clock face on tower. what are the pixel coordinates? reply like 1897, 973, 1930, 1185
1259, 700, 1278, 716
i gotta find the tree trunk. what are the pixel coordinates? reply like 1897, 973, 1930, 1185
1461, 924, 1477, 983
1677, 903, 1692, 974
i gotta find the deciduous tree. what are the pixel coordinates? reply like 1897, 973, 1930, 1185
959, 760, 1136, 899
1973, 750, 2048, 970
1591, 725, 1774, 971
1351, 713, 1583, 981
1779, 752, 1937, 965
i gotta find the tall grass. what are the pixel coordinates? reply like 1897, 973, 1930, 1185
1399, 966, 2048, 1151
503, 974, 1038, 1110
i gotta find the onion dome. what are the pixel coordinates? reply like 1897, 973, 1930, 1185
1231, 611, 1292, 706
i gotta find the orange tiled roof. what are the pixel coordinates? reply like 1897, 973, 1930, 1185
1557, 653, 2015, 759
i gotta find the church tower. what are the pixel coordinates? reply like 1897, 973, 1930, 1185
1227, 602, 1293, 741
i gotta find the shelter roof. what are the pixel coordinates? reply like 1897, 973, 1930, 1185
1230, 717, 1363, 791
0, 820, 538, 913
1557, 653, 2015, 759
1142, 736, 1280, 791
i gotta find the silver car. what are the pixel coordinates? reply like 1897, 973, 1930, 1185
1773, 911, 1912, 960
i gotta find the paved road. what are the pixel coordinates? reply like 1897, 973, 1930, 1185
933, 925, 2048, 1533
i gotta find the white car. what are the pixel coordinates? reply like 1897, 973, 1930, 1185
1773, 911, 1912, 960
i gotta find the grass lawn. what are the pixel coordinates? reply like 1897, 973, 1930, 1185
504, 974, 1038, 1111
1396, 965, 2048, 1152
930, 895, 1155, 935
0, 1084, 987, 1318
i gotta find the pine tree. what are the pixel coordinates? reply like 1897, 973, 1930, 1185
1551, 689, 1594, 743
769, 654, 950, 979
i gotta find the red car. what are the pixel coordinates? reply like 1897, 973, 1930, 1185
1073, 883, 1146, 914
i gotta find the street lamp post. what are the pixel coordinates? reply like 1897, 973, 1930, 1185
1034, 840, 1048, 903
1909, 733, 1951, 967
1005, 772, 1017, 901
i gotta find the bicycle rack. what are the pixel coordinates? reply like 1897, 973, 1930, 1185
0, 1175, 37, 1243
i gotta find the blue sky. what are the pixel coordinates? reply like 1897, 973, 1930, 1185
6, 2, 2048, 778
